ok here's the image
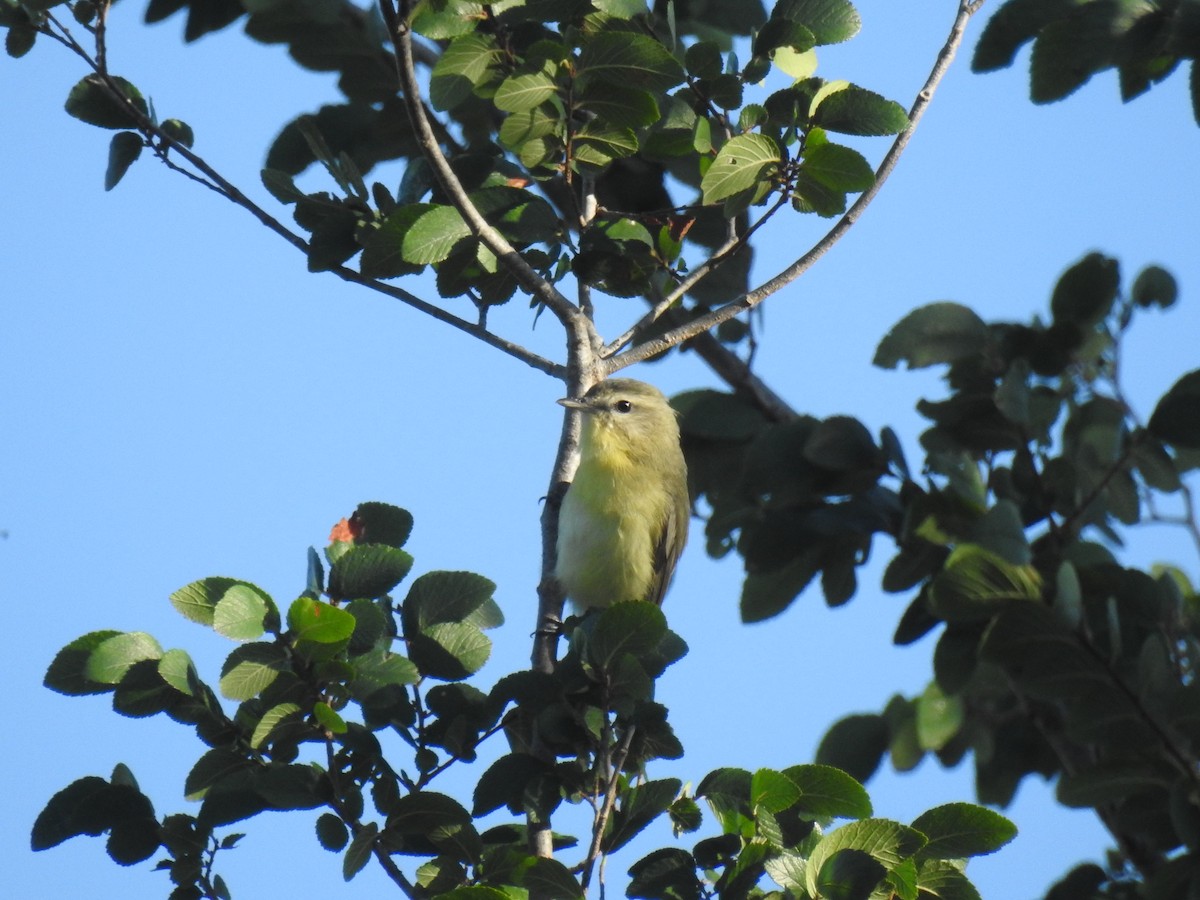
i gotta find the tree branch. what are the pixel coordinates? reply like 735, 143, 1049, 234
381, 0, 582, 333
610, 0, 984, 370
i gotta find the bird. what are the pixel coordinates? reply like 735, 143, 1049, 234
554, 378, 690, 614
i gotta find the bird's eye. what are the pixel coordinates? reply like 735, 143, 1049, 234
614, 400, 633, 413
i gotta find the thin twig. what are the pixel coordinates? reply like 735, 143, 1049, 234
580, 725, 637, 890
610, 0, 985, 370
41, 12, 563, 377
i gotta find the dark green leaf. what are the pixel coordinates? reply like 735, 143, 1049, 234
45, 631, 124, 695
874, 303, 989, 370
773, 0, 862, 45
317, 813, 349, 851
807, 819, 926, 896
328, 544, 414, 599
408, 622, 491, 681
813, 86, 908, 135
605, 778, 681, 852
351, 502, 413, 547
430, 34, 502, 111
343, 821, 378, 881
6, 25, 36, 58
586, 601, 667, 672
1149, 370, 1200, 449
781, 764, 873, 819
32, 776, 113, 849
65, 75, 149, 129
911, 803, 1017, 859
816, 715, 889, 784
815, 848, 886, 900
160, 118, 194, 148
576, 32, 685, 93
1132, 264, 1178, 309
740, 548, 822, 622
1050, 252, 1119, 328
104, 131, 143, 191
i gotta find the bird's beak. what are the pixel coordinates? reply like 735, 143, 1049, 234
558, 397, 589, 411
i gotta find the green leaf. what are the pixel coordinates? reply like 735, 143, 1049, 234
740, 548, 822, 622
213, 583, 272, 641
586, 601, 667, 671
343, 821, 378, 881
404, 570, 499, 630
317, 812, 350, 851
605, 778, 682, 852
915, 859, 981, 900
45, 630, 124, 695
352, 502, 414, 548
1050, 252, 1119, 328
85, 632, 163, 685
773, 0, 862, 45
313, 701, 347, 734
430, 33, 502, 111
359, 203, 432, 278
65, 74, 149, 129
751, 769, 801, 815
572, 121, 639, 169
412, 0, 485, 38
104, 132, 143, 191
32, 776, 113, 849
700, 133, 781, 205
402, 205, 472, 265
160, 118, 194, 148
806, 819, 926, 897
782, 764, 873, 820
874, 303, 989, 369
218, 642, 289, 700
1132, 264, 1178, 309
408, 622, 492, 681
576, 32, 685, 93
6, 25, 36, 58
816, 848, 886, 900
171, 576, 265, 627
328, 544, 414, 599
915, 682, 963, 750
813, 85, 908, 135
250, 702, 302, 750
288, 597, 357, 644
928, 545, 1042, 622
816, 715, 889, 784
911, 803, 1017, 859
494, 63, 559, 113
1149, 370, 1200, 449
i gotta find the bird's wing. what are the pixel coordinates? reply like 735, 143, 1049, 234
647, 491, 689, 605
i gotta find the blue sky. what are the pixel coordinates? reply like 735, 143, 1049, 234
3, 3, 1199, 898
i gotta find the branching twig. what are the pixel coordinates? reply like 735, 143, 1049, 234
580, 725, 637, 890
40, 12, 562, 377
610, 0, 985, 370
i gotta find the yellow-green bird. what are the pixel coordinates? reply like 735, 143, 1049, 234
555, 379, 690, 613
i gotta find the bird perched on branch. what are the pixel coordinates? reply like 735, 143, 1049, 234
555, 379, 690, 613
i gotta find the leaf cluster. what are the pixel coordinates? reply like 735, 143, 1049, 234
973, 0, 1200, 120
678, 251, 1200, 897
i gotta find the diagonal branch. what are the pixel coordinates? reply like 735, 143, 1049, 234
380, 0, 583, 335
41, 12, 561, 377
609, 0, 985, 370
